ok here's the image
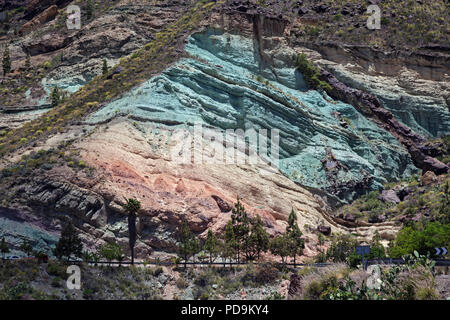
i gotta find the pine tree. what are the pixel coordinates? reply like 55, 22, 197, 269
286, 208, 304, 266
318, 233, 325, 251
178, 220, 200, 269
122, 198, 141, 265
223, 220, 237, 268
102, 59, 108, 75
86, 0, 94, 20
50, 86, 60, 107
53, 222, 83, 260
231, 198, 250, 263
20, 240, 33, 257
2, 46, 11, 75
204, 230, 219, 264
25, 53, 31, 70
269, 234, 290, 265
0, 237, 10, 259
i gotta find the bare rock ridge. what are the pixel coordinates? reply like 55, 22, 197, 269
320, 69, 448, 175
301, 41, 450, 82
19, 4, 59, 35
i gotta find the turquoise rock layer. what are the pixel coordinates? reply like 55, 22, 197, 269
0, 215, 58, 257
88, 29, 418, 202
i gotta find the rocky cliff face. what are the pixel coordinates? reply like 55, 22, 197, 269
0, 0, 191, 121
0, 0, 448, 260
302, 43, 450, 139
86, 29, 417, 201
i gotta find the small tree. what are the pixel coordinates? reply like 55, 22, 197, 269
318, 233, 325, 247
102, 59, 108, 75
204, 230, 219, 264
2, 46, 11, 75
33, 250, 48, 263
368, 231, 386, 260
178, 220, 200, 269
0, 237, 10, 259
245, 215, 269, 261
122, 198, 141, 265
50, 86, 61, 107
53, 222, 83, 261
191, 235, 201, 264
99, 242, 124, 266
86, 0, 94, 20
231, 198, 250, 263
270, 235, 290, 265
223, 220, 237, 268
91, 251, 100, 266
25, 53, 31, 70
286, 209, 305, 266
20, 240, 33, 257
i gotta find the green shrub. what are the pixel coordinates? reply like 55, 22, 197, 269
390, 221, 450, 258
265, 291, 285, 300
51, 276, 62, 288
325, 234, 358, 265
152, 266, 163, 277
295, 53, 332, 92
176, 277, 188, 289
254, 264, 279, 285
304, 273, 339, 300
47, 261, 67, 279
4, 282, 32, 300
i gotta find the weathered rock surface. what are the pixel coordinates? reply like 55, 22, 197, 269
0, 1, 442, 259
317, 225, 331, 235
378, 190, 401, 204
75, 119, 347, 255
319, 69, 448, 176
19, 5, 59, 34
0, 206, 59, 255
211, 195, 232, 213
87, 29, 418, 202
1, 0, 192, 112
421, 171, 437, 186
16, 177, 107, 227
297, 43, 450, 138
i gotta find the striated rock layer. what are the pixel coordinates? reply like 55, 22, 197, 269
87, 29, 418, 202
1, 2, 443, 259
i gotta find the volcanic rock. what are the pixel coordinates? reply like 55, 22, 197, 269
378, 190, 401, 204
421, 171, 437, 186
317, 225, 331, 235
211, 195, 232, 213
19, 5, 58, 35
288, 273, 302, 298
344, 214, 356, 222
422, 157, 448, 175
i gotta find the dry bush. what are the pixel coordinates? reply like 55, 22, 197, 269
348, 269, 370, 289
292, 263, 349, 300
396, 266, 440, 300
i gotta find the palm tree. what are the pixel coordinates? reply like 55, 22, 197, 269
0, 237, 9, 260
122, 198, 141, 265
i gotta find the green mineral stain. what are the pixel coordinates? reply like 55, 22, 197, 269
87, 29, 418, 201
